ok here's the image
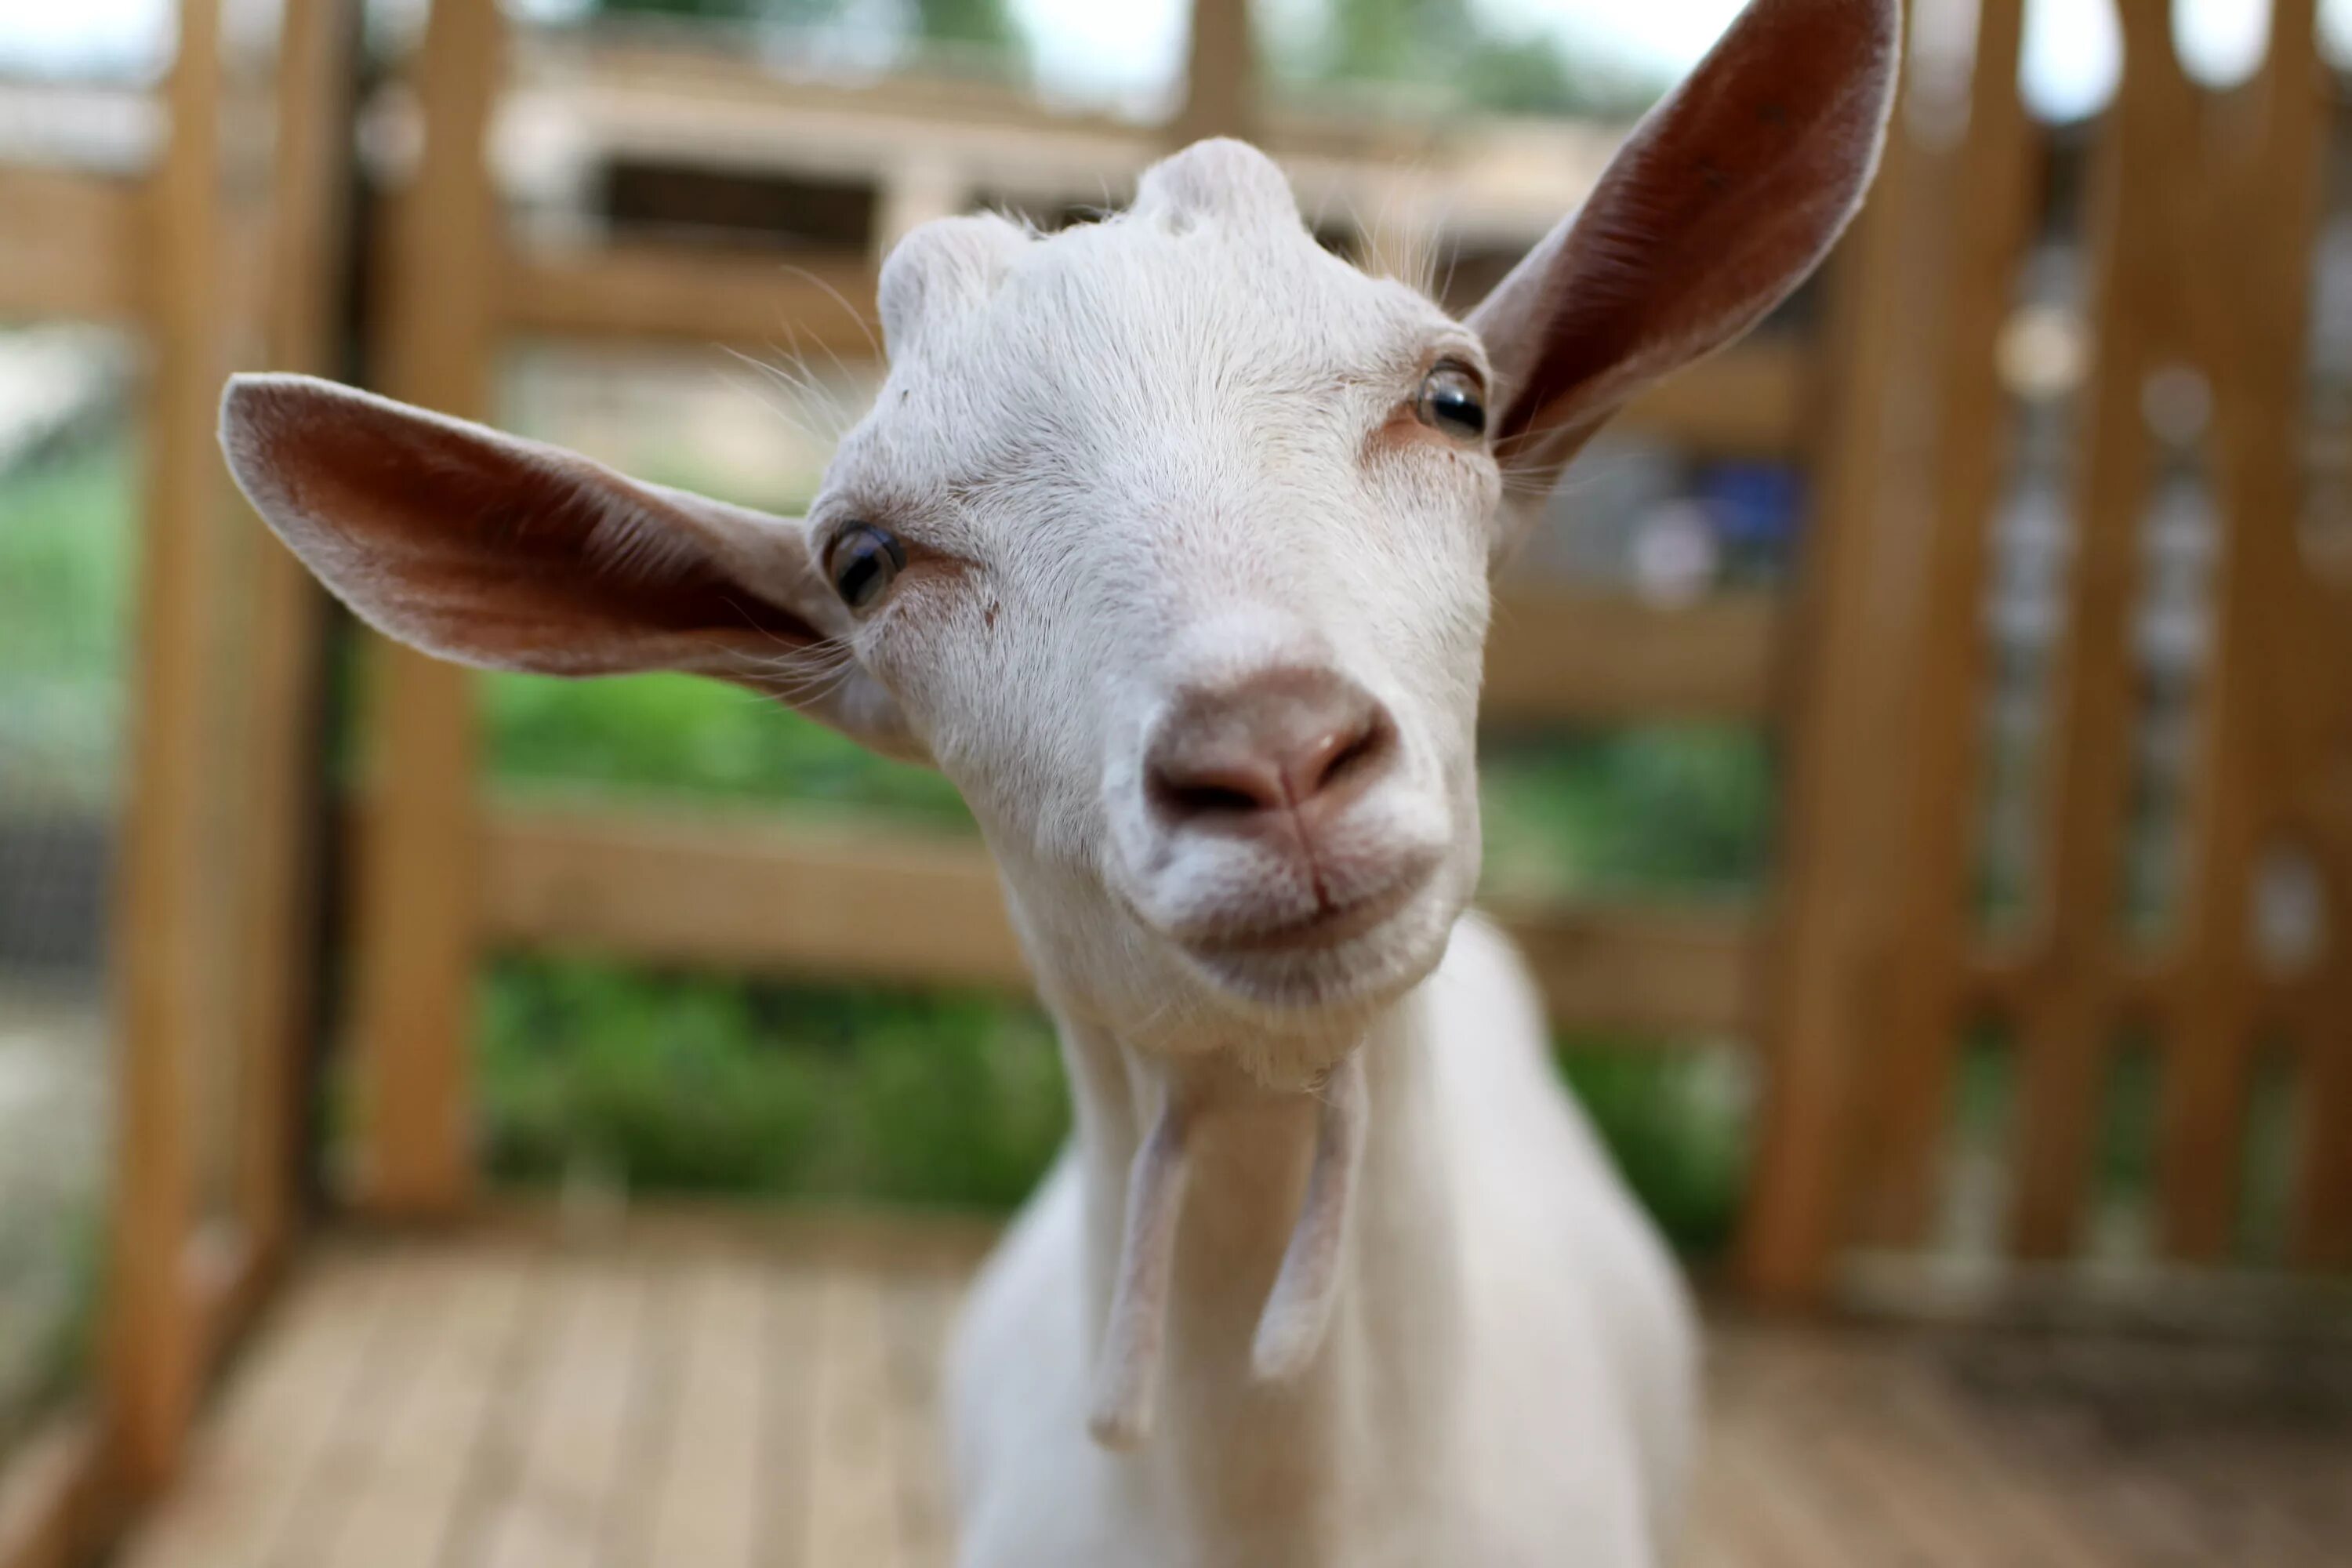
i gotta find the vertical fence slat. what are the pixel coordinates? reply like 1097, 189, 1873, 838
2158, 0, 2330, 1261
1171, 0, 1258, 147
2008, 15, 2192, 1260
353, 0, 502, 1218
1860, 0, 2036, 1247
1738, 87, 1931, 1301
106, 0, 229, 1494
228, 0, 358, 1287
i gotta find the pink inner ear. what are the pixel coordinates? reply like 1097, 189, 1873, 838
238, 379, 821, 678
1483, 0, 1898, 462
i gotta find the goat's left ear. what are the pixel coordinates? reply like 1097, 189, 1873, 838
219, 373, 924, 760
1471, 0, 1900, 496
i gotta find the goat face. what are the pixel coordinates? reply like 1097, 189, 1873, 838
817, 142, 1493, 1073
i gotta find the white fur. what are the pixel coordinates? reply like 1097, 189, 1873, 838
816, 140, 1701, 1566
949, 913, 1696, 1567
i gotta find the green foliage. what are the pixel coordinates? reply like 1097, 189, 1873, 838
485, 670, 975, 831
1480, 726, 1773, 905
586, 0, 1027, 64
0, 432, 137, 809
0, 1198, 105, 1458
477, 959, 1748, 1254
1557, 1041, 1751, 1257
1285, 0, 1665, 120
481, 959, 1069, 1210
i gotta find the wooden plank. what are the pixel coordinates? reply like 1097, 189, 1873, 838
1171, 0, 1258, 147
105, 0, 231, 1495
473, 1252, 645, 1568
476, 803, 1755, 1034
1506, 904, 1754, 1036
2009, 17, 2182, 1260
1857, 0, 2034, 1249
0, 169, 144, 322
762, 1266, 825, 1568
639, 1255, 768, 1567
354, 0, 503, 1218
1613, 337, 1809, 462
1482, 590, 1779, 725
878, 1273, 958, 1568
229, 0, 358, 1292
804, 1270, 903, 1568
479, 805, 1031, 989
0, 1412, 105, 1568
1737, 80, 1930, 1301
502, 245, 880, 359
2158, 0, 2329, 1263
114, 1252, 394, 1568
309, 1247, 533, 1568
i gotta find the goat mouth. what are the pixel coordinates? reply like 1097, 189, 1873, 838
1182, 873, 1425, 957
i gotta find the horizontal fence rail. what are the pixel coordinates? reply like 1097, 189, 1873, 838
469, 802, 1764, 1037
0, 170, 145, 323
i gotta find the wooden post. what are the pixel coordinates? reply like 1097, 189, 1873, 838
106, 0, 227, 1494
2008, 9, 2190, 1260
352, 0, 503, 1218
228, 0, 358, 1276
1172, 0, 1258, 147
1853, 0, 2033, 1249
1736, 100, 1925, 1304
2158, 0, 2327, 1262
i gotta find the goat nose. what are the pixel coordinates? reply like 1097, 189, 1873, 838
1145, 668, 1397, 831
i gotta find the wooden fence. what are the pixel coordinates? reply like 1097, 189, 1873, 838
340, 0, 1828, 1221
8, 0, 2352, 1560
0, 0, 351, 1558
1750, 0, 2352, 1299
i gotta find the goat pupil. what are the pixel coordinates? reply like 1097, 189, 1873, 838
840, 552, 880, 604
830, 524, 903, 609
1419, 370, 1486, 438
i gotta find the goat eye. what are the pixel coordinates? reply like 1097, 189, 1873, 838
1415, 364, 1486, 439
826, 523, 905, 611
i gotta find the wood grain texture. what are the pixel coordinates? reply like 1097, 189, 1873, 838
354, 0, 503, 1218
1482, 590, 1780, 725
107, 0, 230, 1494
0, 169, 144, 322
2156, 0, 2329, 1264
1856, 0, 2034, 1250
230, 0, 358, 1298
118, 1229, 2352, 1568
1737, 64, 1926, 1302
474, 801, 1759, 1035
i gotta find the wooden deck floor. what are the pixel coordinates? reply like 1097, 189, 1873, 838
120, 1219, 2352, 1568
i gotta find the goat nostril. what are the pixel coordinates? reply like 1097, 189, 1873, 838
1296, 711, 1389, 801
1148, 761, 1287, 823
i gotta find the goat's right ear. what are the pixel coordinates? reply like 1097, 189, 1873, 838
220, 374, 921, 760
1470, 0, 1899, 503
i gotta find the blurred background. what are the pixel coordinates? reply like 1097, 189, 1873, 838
2, 0, 2350, 1563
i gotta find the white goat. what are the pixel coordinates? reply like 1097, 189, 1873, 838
220, 2, 1896, 1561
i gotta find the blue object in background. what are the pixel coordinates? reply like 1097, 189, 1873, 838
1697, 462, 1804, 581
